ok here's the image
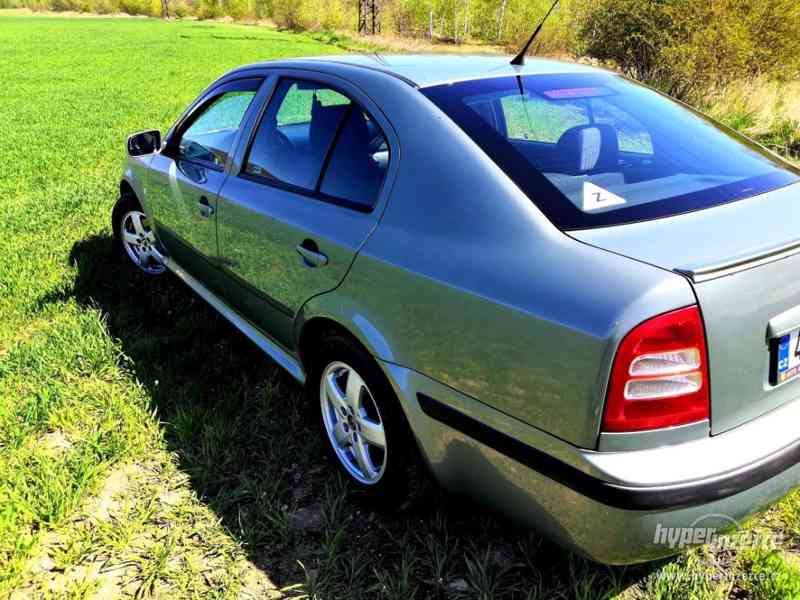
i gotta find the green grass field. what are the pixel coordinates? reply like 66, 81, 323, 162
2, 13, 800, 600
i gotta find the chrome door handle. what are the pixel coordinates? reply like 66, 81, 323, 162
296, 241, 328, 267
198, 196, 214, 218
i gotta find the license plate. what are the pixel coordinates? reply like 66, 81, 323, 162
771, 328, 800, 385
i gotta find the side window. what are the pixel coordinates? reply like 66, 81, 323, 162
276, 85, 349, 127
591, 99, 654, 155
500, 95, 589, 143
244, 78, 390, 210
245, 80, 352, 189
319, 108, 389, 210
178, 90, 257, 168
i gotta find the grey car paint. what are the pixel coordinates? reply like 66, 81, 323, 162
146, 156, 224, 270
572, 181, 800, 436
383, 359, 800, 563
121, 54, 800, 563
214, 70, 400, 349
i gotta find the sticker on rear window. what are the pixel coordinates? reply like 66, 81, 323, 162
583, 182, 626, 211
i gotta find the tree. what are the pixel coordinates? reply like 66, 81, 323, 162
496, 0, 506, 40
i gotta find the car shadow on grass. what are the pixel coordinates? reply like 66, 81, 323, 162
45, 232, 667, 598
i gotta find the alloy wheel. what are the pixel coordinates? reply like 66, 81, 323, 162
320, 361, 387, 485
120, 210, 165, 275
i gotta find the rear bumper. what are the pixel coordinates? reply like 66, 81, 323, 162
382, 361, 800, 564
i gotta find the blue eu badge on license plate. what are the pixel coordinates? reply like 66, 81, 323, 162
775, 330, 800, 384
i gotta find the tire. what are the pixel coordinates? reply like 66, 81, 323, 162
112, 190, 166, 276
307, 329, 422, 507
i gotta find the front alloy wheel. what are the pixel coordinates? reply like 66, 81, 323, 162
320, 361, 387, 485
119, 210, 165, 275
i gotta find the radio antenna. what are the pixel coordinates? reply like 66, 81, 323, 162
510, 0, 560, 66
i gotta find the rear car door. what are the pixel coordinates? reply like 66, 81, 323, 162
216, 73, 394, 348
146, 78, 262, 291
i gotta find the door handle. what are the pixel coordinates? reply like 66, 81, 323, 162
198, 196, 214, 218
296, 239, 328, 267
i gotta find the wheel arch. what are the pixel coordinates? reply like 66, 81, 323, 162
296, 308, 431, 486
295, 295, 421, 421
295, 284, 399, 364
295, 290, 404, 390
120, 178, 136, 199
119, 159, 150, 210
113, 179, 144, 236
297, 315, 378, 375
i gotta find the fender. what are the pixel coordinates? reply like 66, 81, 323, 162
294, 287, 396, 365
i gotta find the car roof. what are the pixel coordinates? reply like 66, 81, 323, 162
235, 54, 604, 88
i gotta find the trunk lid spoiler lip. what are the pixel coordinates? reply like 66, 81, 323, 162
675, 237, 800, 283
766, 304, 800, 341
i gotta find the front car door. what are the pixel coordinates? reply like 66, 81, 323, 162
216, 73, 395, 348
145, 78, 263, 291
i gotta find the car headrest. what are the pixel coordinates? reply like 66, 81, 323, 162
556, 124, 619, 174
337, 109, 371, 153
260, 115, 282, 143
310, 99, 350, 153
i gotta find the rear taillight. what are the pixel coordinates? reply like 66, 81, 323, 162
602, 306, 709, 433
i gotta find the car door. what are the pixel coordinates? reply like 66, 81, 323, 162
216, 74, 394, 348
145, 78, 263, 291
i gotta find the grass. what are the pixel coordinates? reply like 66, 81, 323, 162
706, 77, 800, 162
2, 12, 800, 600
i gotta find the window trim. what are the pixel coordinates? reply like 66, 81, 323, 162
163, 77, 263, 173
314, 103, 354, 193
238, 171, 376, 214
238, 75, 390, 214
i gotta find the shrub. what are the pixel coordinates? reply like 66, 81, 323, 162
21, 0, 50, 10
221, 0, 253, 20
502, 0, 585, 55
194, 0, 222, 18
93, 0, 120, 13
171, 0, 190, 17
301, 0, 354, 31
578, 0, 800, 102
251, 0, 271, 19
117, 0, 151, 15
270, 0, 301, 29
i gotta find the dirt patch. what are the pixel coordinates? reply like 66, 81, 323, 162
84, 463, 143, 521
237, 558, 283, 599
37, 430, 73, 455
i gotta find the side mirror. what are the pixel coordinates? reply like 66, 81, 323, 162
127, 130, 162, 157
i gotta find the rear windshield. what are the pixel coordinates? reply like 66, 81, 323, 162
421, 74, 800, 229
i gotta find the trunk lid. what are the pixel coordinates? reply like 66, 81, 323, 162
571, 182, 800, 435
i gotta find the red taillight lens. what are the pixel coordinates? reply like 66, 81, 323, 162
602, 306, 710, 433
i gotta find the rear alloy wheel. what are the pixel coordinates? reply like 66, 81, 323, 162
115, 199, 165, 276
320, 361, 387, 485
310, 331, 422, 506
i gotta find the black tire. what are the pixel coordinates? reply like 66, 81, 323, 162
306, 329, 423, 507
112, 190, 166, 276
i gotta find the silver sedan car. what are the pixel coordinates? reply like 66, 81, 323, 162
115, 55, 800, 564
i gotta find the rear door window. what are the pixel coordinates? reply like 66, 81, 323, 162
243, 78, 390, 210
319, 108, 389, 210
